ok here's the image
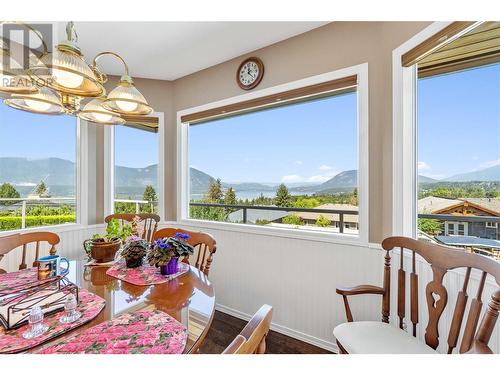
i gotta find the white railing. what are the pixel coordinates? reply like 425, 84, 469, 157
114, 199, 158, 214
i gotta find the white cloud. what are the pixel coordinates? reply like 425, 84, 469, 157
480, 158, 500, 169
281, 175, 303, 183
318, 165, 333, 171
294, 160, 303, 165
417, 161, 430, 170
307, 175, 333, 183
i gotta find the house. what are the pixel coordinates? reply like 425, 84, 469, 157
291, 203, 359, 232
418, 196, 500, 239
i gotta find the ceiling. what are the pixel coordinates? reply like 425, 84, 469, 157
56, 22, 328, 81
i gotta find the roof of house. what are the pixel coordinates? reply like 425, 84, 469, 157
417, 196, 500, 216
293, 203, 359, 223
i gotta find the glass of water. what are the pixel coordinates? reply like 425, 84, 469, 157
22, 306, 49, 339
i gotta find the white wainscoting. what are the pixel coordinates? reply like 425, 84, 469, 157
2, 223, 498, 354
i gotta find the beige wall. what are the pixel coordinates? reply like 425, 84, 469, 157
96, 21, 431, 243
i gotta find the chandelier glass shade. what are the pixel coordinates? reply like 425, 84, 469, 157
4, 86, 65, 114
102, 76, 153, 115
0, 21, 154, 124
78, 96, 125, 124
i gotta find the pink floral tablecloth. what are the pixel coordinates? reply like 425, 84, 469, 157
0, 267, 66, 295
37, 310, 188, 354
106, 260, 190, 286
0, 288, 105, 354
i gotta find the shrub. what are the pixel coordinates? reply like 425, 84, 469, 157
255, 219, 270, 225
0, 215, 76, 230
315, 214, 331, 227
282, 214, 304, 226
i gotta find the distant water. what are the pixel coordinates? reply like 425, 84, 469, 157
191, 189, 316, 201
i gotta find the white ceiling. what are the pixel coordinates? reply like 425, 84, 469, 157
56, 22, 328, 81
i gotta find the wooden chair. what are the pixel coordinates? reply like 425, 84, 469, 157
222, 305, 273, 354
152, 228, 216, 276
105, 213, 160, 243
334, 236, 500, 354
0, 232, 60, 273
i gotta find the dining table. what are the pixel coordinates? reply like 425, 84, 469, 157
8, 259, 216, 354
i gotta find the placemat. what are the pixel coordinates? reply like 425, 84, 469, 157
37, 310, 187, 354
0, 267, 67, 295
106, 260, 189, 286
0, 288, 105, 354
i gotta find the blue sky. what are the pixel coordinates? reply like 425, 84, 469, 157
417, 63, 500, 179
0, 63, 498, 184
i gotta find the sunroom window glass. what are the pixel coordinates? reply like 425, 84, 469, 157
187, 90, 359, 235
114, 125, 159, 215
0, 104, 77, 231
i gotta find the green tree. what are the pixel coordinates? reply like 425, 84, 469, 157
282, 214, 303, 226
418, 218, 443, 236
224, 187, 237, 205
350, 187, 359, 206
143, 185, 157, 202
35, 181, 49, 197
0, 183, 20, 205
206, 178, 223, 203
294, 197, 320, 208
275, 183, 292, 207
315, 214, 331, 227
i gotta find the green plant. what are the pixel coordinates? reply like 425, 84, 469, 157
0, 214, 75, 230
255, 219, 270, 225
121, 236, 149, 264
282, 214, 304, 226
315, 214, 331, 227
91, 218, 133, 242
418, 218, 443, 236
147, 233, 194, 267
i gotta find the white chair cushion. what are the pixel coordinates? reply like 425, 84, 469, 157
333, 321, 437, 354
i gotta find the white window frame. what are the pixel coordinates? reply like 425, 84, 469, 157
445, 221, 468, 236
177, 63, 369, 246
485, 222, 497, 229
104, 112, 165, 221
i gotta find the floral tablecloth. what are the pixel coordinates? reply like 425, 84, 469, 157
0, 288, 105, 354
0, 267, 67, 295
37, 310, 188, 354
106, 260, 190, 286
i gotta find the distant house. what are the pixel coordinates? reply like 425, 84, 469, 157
417, 196, 499, 239
292, 203, 359, 232
227, 207, 288, 224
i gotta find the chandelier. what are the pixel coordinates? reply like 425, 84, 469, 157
0, 22, 153, 124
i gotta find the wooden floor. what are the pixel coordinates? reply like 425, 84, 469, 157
198, 310, 332, 354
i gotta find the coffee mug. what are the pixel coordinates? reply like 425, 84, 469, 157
37, 255, 70, 280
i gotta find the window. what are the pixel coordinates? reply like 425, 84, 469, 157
486, 222, 497, 229
0, 104, 78, 231
113, 123, 159, 215
445, 222, 468, 236
180, 66, 368, 241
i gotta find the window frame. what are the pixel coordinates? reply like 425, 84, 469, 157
104, 112, 165, 221
177, 64, 369, 246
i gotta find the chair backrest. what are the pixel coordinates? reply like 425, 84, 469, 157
382, 236, 500, 354
223, 304, 273, 354
0, 231, 60, 272
152, 227, 217, 276
105, 213, 160, 243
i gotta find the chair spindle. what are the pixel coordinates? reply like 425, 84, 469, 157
460, 271, 487, 353
410, 250, 419, 337
447, 267, 471, 353
398, 247, 406, 329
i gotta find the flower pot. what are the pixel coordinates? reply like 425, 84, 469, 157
160, 257, 179, 275
84, 238, 121, 263
125, 257, 143, 268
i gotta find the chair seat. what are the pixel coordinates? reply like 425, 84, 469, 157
333, 321, 437, 354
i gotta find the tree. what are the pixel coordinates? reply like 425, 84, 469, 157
294, 197, 320, 208
143, 185, 157, 202
418, 218, 443, 236
350, 187, 358, 206
224, 187, 237, 205
275, 183, 292, 207
206, 178, 223, 203
0, 183, 20, 205
315, 214, 331, 227
35, 181, 49, 197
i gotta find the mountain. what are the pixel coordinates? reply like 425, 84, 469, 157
418, 175, 438, 184
0, 157, 75, 186
444, 165, 500, 182
190, 168, 216, 194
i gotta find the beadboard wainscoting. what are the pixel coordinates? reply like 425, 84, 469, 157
0, 224, 106, 272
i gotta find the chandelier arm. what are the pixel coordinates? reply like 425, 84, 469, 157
0, 21, 49, 59
91, 51, 130, 78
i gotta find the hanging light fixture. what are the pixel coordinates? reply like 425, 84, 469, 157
4, 86, 64, 114
78, 96, 125, 125
1, 21, 155, 124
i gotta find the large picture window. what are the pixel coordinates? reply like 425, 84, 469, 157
180, 67, 368, 240
0, 105, 78, 231
113, 124, 159, 215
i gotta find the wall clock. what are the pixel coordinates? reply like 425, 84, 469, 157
236, 57, 264, 90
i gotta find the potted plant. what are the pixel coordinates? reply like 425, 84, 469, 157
84, 219, 133, 263
147, 232, 194, 275
121, 236, 148, 268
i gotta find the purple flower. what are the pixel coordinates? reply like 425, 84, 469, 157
154, 238, 171, 250
126, 235, 141, 243
174, 232, 190, 241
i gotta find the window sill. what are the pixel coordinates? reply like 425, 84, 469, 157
175, 218, 368, 247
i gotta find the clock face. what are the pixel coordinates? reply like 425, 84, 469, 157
237, 58, 263, 90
